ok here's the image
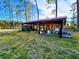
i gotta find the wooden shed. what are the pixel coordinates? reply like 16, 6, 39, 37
22, 17, 66, 37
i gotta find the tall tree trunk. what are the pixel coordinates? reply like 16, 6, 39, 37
16, 12, 19, 29
11, 5, 14, 28
8, 0, 12, 28
16, 12, 18, 23
35, 0, 40, 33
47, 0, 58, 17
77, 0, 79, 28
55, 0, 57, 17
35, 0, 39, 20
24, 0, 27, 22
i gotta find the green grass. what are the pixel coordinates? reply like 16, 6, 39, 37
0, 31, 79, 59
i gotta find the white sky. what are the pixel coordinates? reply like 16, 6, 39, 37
31, 0, 76, 22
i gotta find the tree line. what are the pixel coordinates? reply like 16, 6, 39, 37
0, 20, 20, 29
0, 0, 77, 29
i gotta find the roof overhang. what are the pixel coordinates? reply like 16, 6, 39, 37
23, 17, 67, 25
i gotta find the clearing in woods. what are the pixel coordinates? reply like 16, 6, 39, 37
0, 31, 79, 59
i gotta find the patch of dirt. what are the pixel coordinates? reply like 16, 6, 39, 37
0, 29, 18, 32
74, 32, 79, 35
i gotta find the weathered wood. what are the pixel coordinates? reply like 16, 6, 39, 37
21, 23, 24, 31
22, 17, 66, 37
59, 21, 63, 38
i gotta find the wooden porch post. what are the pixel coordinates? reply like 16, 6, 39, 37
59, 21, 63, 38
21, 23, 24, 31
37, 23, 40, 34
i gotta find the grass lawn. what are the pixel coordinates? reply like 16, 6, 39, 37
0, 31, 79, 59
